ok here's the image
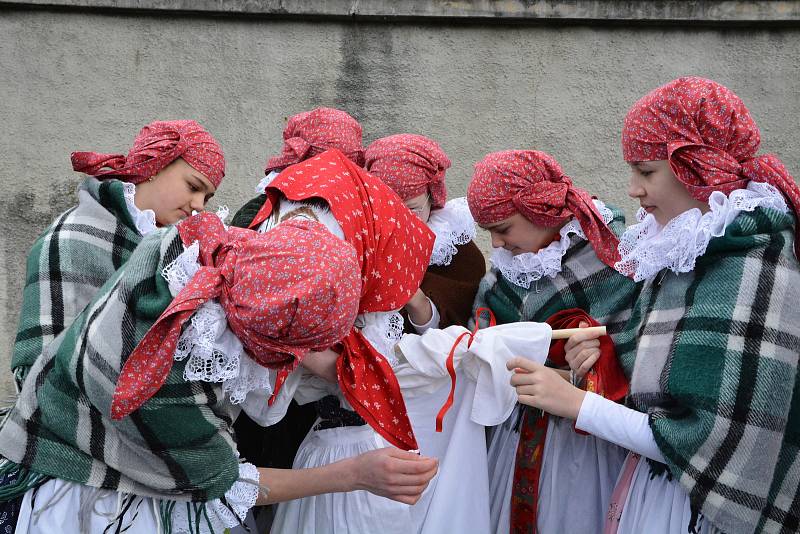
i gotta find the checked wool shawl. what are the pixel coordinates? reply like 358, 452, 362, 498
12, 177, 143, 387
0, 227, 240, 502
472, 205, 641, 532
613, 207, 800, 534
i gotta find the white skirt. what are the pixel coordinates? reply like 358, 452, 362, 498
272, 425, 413, 534
488, 406, 627, 533
16, 479, 160, 534
14, 473, 254, 533
614, 453, 723, 534
273, 371, 491, 534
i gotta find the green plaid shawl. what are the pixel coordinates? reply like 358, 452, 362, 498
12, 177, 143, 388
0, 227, 239, 502
613, 207, 800, 534
472, 205, 641, 337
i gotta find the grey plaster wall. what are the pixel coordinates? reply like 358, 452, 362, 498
1, 7, 799, 398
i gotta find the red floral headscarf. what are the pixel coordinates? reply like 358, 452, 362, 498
364, 134, 451, 209
467, 150, 620, 269
111, 212, 361, 420
71, 120, 225, 187
264, 107, 364, 174
251, 149, 435, 450
622, 76, 800, 257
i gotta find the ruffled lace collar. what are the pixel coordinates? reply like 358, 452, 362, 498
122, 182, 157, 236
491, 199, 614, 289
615, 181, 788, 282
427, 197, 477, 266
161, 213, 271, 404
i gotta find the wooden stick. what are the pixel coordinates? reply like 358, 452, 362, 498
550, 325, 606, 340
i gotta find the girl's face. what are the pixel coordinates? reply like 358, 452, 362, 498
481, 212, 560, 255
627, 160, 707, 225
403, 193, 432, 224
134, 158, 216, 226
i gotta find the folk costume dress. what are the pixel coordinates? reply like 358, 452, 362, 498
230, 149, 435, 534
229, 107, 366, 473
466, 150, 641, 534
365, 133, 486, 334
576, 77, 800, 534
12, 120, 226, 390
0, 212, 362, 534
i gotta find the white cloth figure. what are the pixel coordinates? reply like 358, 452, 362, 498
271, 322, 552, 534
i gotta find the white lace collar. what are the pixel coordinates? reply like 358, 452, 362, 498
615, 181, 788, 282
490, 199, 614, 289
122, 182, 157, 236
161, 212, 271, 405
427, 197, 477, 266
254, 170, 281, 194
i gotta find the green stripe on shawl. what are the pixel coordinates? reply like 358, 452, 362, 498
0, 227, 239, 503
13, 178, 142, 386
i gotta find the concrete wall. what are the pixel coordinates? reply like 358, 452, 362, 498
1, 5, 799, 397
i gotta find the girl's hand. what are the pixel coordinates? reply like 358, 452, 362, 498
507, 357, 586, 420
564, 321, 602, 378
300, 348, 340, 383
351, 447, 439, 505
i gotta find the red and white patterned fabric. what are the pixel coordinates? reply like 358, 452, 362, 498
264, 107, 365, 174
111, 212, 361, 420
71, 120, 226, 187
251, 149, 435, 450
467, 150, 621, 269
622, 76, 800, 257
364, 134, 451, 209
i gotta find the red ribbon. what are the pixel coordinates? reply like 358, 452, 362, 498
435, 307, 496, 433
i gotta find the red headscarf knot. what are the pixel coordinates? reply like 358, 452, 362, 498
364, 134, 451, 209
467, 150, 621, 269
622, 76, 800, 257
265, 108, 365, 174
71, 119, 225, 187
110, 212, 361, 420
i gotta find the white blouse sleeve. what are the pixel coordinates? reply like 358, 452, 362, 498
407, 297, 441, 333
575, 391, 666, 463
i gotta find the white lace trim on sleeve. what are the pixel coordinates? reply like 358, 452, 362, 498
356, 311, 405, 367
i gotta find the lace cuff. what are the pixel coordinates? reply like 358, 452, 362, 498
427, 197, 477, 266
356, 311, 405, 367
169, 462, 261, 532
615, 181, 788, 282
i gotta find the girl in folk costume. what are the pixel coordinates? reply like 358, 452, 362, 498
365, 133, 486, 333
12, 120, 225, 389
466, 150, 641, 533
0, 211, 436, 533
230, 106, 365, 229
510, 77, 800, 534
232, 148, 442, 533
229, 106, 366, 473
